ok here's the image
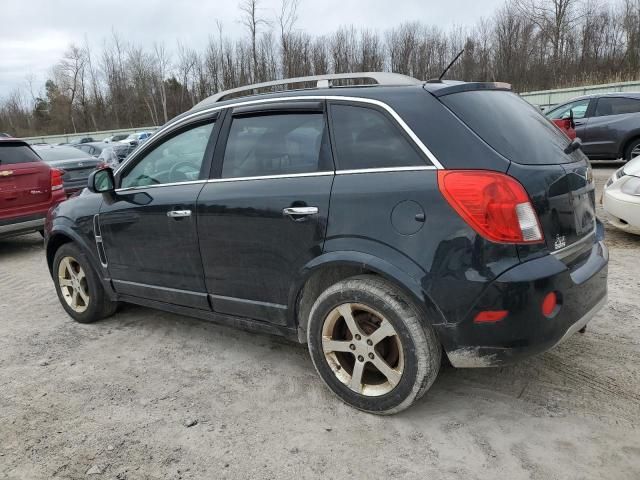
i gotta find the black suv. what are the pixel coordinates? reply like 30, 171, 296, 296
44, 73, 608, 414
545, 92, 640, 161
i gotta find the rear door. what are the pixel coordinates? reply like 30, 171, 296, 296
197, 101, 333, 325
586, 96, 640, 159
0, 142, 52, 220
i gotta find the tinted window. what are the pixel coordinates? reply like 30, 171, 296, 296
0, 144, 41, 165
121, 121, 214, 189
222, 113, 328, 178
547, 99, 590, 120
330, 104, 425, 170
442, 90, 573, 165
594, 97, 640, 117
34, 146, 89, 161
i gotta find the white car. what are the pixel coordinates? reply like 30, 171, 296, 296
603, 156, 640, 234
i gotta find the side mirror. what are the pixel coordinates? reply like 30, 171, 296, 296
88, 167, 115, 194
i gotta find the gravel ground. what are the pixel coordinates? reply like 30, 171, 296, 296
1, 164, 639, 480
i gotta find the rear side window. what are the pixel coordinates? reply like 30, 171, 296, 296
0, 144, 41, 165
594, 97, 640, 117
222, 113, 330, 178
330, 104, 425, 170
441, 90, 572, 165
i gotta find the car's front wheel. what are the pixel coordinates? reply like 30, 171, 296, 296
53, 243, 118, 323
307, 275, 441, 414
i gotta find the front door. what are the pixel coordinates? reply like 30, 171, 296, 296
197, 102, 334, 325
99, 117, 218, 309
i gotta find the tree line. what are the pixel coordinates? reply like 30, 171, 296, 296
2, 0, 640, 137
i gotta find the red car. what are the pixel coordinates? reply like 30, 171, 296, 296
552, 117, 577, 140
0, 139, 66, 239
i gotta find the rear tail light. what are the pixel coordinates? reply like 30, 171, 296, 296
474, 310, 508, 323
437, 170, 544, 244
51, 168, 64, 191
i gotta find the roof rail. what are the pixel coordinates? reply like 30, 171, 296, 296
193, 72, 422, 108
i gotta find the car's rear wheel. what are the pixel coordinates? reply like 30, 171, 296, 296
624, 138, 640, 161
307, 275, 441, 414
53, 243, 117, 323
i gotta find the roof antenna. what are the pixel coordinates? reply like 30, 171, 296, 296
428, 48, 465, 83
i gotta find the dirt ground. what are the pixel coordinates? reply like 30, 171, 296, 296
1, 164, 639, 480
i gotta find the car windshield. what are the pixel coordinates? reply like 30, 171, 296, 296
35, 146, 89, 161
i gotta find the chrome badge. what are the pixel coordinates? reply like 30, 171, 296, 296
554, 234, 566, 250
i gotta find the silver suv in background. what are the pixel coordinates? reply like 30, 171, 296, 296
545, 93, 640, 161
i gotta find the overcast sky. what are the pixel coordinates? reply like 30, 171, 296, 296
1, 0, 507, 98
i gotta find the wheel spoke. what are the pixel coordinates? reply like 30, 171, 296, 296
337, 304, 361, 336
71, 289, 79, 309
61, 258, 72, 277
78, 287, 89, 306
349, 360, 365, 393
322, 337, 353, 354
368, 319, 396, 346
371, 356, 402, 387
76, 269, 85, 282
59, 278, 73, 288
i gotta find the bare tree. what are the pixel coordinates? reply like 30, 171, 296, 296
239, 0, 269, 82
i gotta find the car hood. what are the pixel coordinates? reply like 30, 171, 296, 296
624, 155, 640, 177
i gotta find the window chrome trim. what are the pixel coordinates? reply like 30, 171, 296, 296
115, 179, 207, 193
115, 95, 444, 177
207, 171, 334, 183
336, 166, 437, 175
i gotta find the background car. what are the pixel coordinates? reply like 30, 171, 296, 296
603, 155, 640, 234
545, 93, 640, 161
120, 131, 152, 146
0, 133, 12, 138
103, 133, 129, 143
69, 137, 95, 145
32, 144, 101, 196
0, 138, 66, 238
72, 141, 110, 158
551, 116, 577, 140
96, 143, 136, 168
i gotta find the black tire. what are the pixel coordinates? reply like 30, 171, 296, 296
52, 243, 118, 323
624, 138, 640, 161
307, 275, 441, 415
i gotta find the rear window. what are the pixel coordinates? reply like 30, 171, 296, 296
34, 146, 89, 162
440, 90, 572, 165
0, 144, 42, 165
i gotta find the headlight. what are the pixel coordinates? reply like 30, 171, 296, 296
621, 176, 640, 196
606, 167, 627, 188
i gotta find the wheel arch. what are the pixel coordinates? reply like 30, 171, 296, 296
289, 251, 445, 343
619, 132, 640, 159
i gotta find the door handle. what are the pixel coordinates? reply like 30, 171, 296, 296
283, 206, 318, 220
167, 209, 192, 218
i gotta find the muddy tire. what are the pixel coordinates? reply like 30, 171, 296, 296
53, 243, 118, 323
307, 275, 441, 415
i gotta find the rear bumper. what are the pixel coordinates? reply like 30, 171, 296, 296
0, 214, 45, 238
436, 240, 608, 367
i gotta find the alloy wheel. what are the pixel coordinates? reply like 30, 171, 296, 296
321, 303, 404, 396
631, 144, 640, 160
57, 256, 90, 313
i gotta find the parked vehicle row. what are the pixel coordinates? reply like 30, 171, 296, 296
43, 73, 608, 415
32, 145, 102, 196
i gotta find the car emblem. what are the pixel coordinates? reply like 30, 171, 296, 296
554, 234, 566, 250
30, 190, 43, 195
0, 170, 13, 176
78, 162, 84, 167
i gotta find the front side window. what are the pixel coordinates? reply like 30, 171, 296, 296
330, 104, 425, 170
547, 99, 590, 120
594, 97, 640, 117
222, 113, 328, 178
120, 122, 214, 189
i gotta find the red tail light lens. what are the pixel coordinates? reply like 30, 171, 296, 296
51, 168, 64, 191
437, 170, 544, 244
